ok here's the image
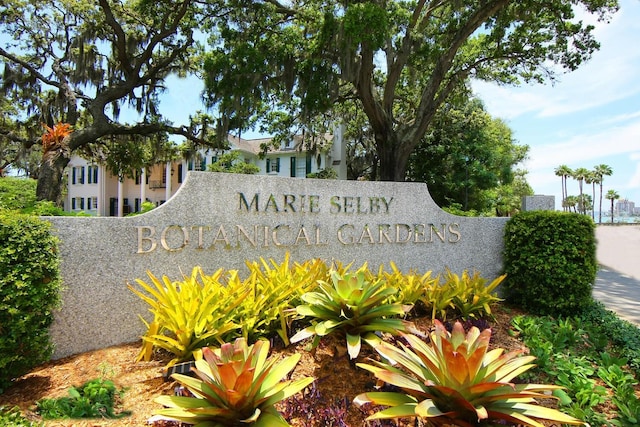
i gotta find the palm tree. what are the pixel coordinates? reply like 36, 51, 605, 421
586, 171, 599, 220
606, 189, 620, 224
594, 164, 613, 224
564, 195, 580, 213
572, 167, 590, 214
555, 165, 573, 211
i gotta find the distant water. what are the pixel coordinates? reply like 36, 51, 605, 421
597, 216, 640, 224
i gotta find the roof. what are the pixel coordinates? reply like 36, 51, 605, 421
228, 133, 333, 156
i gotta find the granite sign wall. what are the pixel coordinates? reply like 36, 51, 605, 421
46, 172, 508, 359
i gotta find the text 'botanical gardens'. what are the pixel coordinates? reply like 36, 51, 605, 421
136, 192, 461, 253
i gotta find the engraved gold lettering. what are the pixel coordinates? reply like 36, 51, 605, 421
309, 195, 320, 213
161, 225, 189, 252
378, 224, 392, 243
238, 193, 259, 212
315, 225, 327, 245
431, 224, 446, 243
263, 226, 270, 247
381, 197, 393, 213
209, 225, 230, 248
265, 194, 280, 212
236, 225, 258, 247
337, 224, 354, 244
136, 226, 157, 253
395, 224, 412, 243
272, 224, 289, 246
448, 223, 461, 243
356, 197, 367, 214
284, 194, 296, 212
191, 226, 210, 249
369, 197, 381, 214
358, 225, 375, 244
330, 196, 341, 213
294, 226, 312, 245
343, 196, 355, 213
414, 224, 427, 243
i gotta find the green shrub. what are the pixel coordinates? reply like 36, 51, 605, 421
0, 177, 37, 212
0, 213, 61, 392
502, 211, 596, 316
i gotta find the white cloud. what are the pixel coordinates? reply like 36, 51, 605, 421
473, 0, 640, 121
627, 153, 640, 189
526, 120, 640, 170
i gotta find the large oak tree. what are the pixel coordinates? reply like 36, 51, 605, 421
203, 0, 619, 181
0, 0, 221, 203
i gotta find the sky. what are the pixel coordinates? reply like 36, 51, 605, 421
472, 0, 640, 210
159, 0, 640, 211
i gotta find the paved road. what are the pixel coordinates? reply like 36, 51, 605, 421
593, 225, 640, 325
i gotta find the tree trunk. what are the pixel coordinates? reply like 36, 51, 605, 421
376, 131, 415, 182
36, 153, 70, 206
599, 184, 603, 224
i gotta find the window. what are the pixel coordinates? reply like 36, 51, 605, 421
306, 155, 312, 175
177, 164, 183, 183
87, 197, 98, 211
71, 166, 85, 184
87, 165, 98, 184
135, 170, 141, 185
193, 155, 205, 171
72, 197, 85, 211
162, 168, 167, 184
266, 157, 280, 174
290, 157, 296, 177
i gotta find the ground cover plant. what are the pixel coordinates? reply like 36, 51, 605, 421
35, 377, 128, 420
1, 256, 640, 426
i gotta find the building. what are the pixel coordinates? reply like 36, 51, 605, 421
615, 198, 636, 216
64, 131, 346, 216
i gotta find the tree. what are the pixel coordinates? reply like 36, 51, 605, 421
564, 195, 580, 213
572, 167, 590, 215
593, 164, 613, 223
585, 170, 598, 220
489, 169, 534, 217
203, 1, 619, 182
207, 151, 260, 174
406, 96, 528, 212
606, 189, 620, 224
555, 165, 573, 212
0, 0, 223, 204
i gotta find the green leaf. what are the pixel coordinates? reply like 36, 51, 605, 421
346, 332, 361, 359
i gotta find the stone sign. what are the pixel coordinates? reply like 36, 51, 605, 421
522, 195, 555, 211
46, 172, 508, 359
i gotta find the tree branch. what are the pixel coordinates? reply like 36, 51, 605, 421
98, 0, 134, 78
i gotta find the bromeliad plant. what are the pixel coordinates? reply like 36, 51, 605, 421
129, 267, 248, 365
240, 254, 327, 344
355, 320, 585, 427
154, 338, 313, 427
290, 267, 412, 359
